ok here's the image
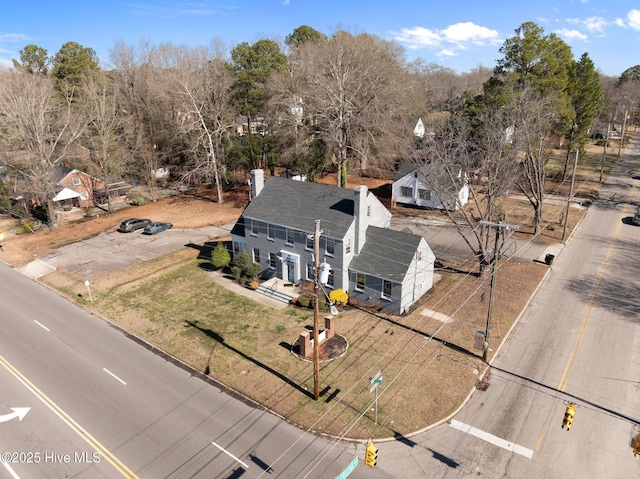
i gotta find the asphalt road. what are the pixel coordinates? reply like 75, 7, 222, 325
373, 135, 640, 478
0, 262, 396, 479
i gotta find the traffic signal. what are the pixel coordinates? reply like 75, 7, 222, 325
562, 403, 576, 430
365, 441, 378, 467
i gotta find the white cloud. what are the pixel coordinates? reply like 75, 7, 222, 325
615, 18, 625, 28
436, 48, 457, 58
582, 16, 607, 33
0, 33, 28, 43
628, 9, 640, 30
393, 26, 441, 49
441, 22, 501, 46
393, 21, 500, 55
555, 28, 588, 42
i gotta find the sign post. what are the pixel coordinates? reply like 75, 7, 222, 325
369, 371, 383, 424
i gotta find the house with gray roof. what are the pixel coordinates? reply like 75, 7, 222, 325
230, 169, 435, 314
392, 162, 469, 211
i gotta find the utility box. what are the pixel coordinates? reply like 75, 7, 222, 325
474, 331, 485, 351
545, 254, 555, 266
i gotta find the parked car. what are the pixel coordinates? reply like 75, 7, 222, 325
118, 218, 151, 233
633, 208, 640, 226
143, 222, 173, 235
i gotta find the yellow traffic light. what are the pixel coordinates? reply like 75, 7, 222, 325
562, 403, 576, 430
365, 441, 377, 467
633, 435, 640, 457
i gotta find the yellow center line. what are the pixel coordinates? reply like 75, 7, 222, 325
535, 183, 635, 452
557, 185, 633, 392
0, 354, 139, 478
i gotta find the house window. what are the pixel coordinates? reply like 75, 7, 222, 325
355, 273, 365, 291
251, 219, 259, 236
73, 175, 81, 186
326, 238, 335, 256
268, 224, 276, 240
345, 238, 351, 255
401, 186, 413, 197
253, 248, 260, 264
268, 252, 277, 269
416, 249, 422, 262
306, 233, 314, 250
419, 189, 431, 200
307, 262, 314, 281
327, 268, 335, 287
286, 228, 294, 245
382, 280, 392, 299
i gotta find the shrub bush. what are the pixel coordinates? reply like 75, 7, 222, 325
298, 296, 311, 308
211, 242, 231, 269
128, 194, 146, 206
15, 220, 35, 235
231, 250, 262, 283
329, 288, 349, 306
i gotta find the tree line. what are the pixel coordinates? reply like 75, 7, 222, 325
0, 22, 638, 233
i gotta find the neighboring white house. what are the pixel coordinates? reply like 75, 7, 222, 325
392, 162, 469, 211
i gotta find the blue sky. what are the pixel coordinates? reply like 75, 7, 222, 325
1, 0, 638, 76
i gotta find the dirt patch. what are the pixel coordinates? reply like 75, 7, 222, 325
0, 187, 246, 267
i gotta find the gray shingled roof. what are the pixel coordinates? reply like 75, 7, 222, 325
350, 225, 423, 282
51, 166, 75, 184
394, 161, 465, 193
242, 176, 356, 238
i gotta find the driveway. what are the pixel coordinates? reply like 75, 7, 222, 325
390, 216, 562, 265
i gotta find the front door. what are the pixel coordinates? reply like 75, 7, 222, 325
287, 261, 295, 283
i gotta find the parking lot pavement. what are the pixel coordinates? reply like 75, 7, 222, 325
390, 216, 557, 264
18, 223, 235, 280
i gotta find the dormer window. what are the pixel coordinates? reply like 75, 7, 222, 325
73, 175, 81, 186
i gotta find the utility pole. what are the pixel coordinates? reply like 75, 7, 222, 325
313, 219, 321, 401
618, 108, 628, 158
479, 221, 518, 362
562, 148, 579, 241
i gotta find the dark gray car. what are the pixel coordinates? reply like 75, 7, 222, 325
118, 218, 151, 233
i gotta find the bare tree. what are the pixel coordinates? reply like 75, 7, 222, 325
417, 107, 520, 275
80, 70, 128, 212
299, 31, 408, 186
109, 41, 176, 201
0, 68, 86, 225
169, 43, 234, 203
512, 88, 555, 235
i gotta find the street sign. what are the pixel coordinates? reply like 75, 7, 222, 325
369, 372, 383, 392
